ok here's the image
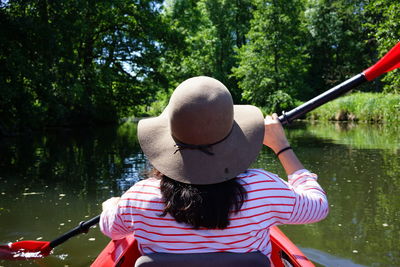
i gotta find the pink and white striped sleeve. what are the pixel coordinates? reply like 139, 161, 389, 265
286, 169, 329, 224
100, 195, 134, 240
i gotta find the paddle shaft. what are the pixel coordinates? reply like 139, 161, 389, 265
49, 215, 100, 249
278, 73, 367, 125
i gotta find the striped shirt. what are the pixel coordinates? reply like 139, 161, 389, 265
100, 169, 328, 258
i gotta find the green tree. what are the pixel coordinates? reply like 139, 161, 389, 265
0, 0, 166, 134
364, 0, 400, 94
303, 0, 371, 95
232, 0, 308, 112
161, 0, 254, 103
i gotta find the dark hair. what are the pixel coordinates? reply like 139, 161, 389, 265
158, 174, 247, 229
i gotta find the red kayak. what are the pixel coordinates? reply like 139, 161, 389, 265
91, 226, 314, 267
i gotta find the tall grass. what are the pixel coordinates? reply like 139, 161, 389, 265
309, 92, 400, 123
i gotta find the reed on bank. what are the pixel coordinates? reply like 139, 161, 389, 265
308, 92, 400, 123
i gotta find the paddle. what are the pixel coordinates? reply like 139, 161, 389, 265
1, 41, 399, 260
0, 215, 100, 259
279, 41, 400, 125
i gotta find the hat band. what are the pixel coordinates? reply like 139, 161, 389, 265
173, 126, 234, 156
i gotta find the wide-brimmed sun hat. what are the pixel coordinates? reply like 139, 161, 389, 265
138, 76, 264, 184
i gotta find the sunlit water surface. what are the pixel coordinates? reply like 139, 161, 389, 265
0, 122, 399, 266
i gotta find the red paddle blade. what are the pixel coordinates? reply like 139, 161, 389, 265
0, 241, 51, 260
363, 42, 400, 81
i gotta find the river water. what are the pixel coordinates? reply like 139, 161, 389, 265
0, 121, 399, 266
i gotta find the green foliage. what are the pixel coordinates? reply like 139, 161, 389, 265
161, 0, 254, 103
309, 92, 400, 123
304, 0, 371, 94
364, 0, 400, 93
0, 0, 167, 133
259, 90, 299, 115
136, 88, 172, 117
233, 0, 309, 109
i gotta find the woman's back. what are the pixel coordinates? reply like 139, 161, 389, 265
100, 169, 328, 258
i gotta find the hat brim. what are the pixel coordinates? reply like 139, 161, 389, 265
138, 105, 264, 184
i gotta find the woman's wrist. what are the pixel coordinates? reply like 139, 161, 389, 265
275, 146, 292, 157
275, 148, 305, 175
270, 142, 290, 154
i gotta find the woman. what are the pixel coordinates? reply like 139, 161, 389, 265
100, 76, 328, 261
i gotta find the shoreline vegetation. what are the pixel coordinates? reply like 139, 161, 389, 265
307, 92, 400, 123
142, 91, 400, 123
0, 92, 398, 137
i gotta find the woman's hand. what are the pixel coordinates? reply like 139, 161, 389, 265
264, 113, 304, 175
102, 197, 120, 211
263, 113, 290, 153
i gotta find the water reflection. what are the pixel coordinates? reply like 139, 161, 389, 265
0, 121, 399, 266
0, 122, 148, 266
264, 122, 400, 267
301, 247, 368, 267
301, 121, 400, 150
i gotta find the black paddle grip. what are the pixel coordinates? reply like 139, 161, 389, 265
49, 215, 100, 249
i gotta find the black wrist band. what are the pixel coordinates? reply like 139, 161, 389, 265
276, 146, 292, 157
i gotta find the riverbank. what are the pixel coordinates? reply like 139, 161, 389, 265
308, 92, 400, 123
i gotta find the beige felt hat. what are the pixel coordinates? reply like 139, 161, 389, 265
138, 76, 264, 184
